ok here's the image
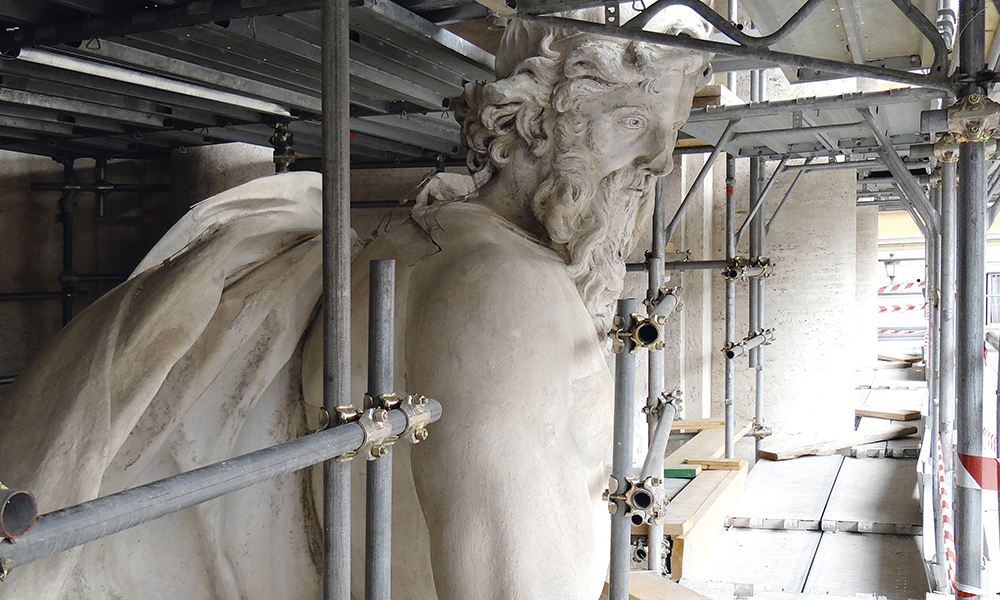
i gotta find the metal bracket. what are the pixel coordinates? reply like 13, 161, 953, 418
333, 405, 362, 427
644, 286, 680, 320
399, 394, 432, 444
0, 557, 10, 581
948, 94, 1000, 143
603, 476, 663, 525
337, 407, 394, 462
611, 313, 666, 353
752, 422, 773, 439
723, 257, 773, 281
604, 1, 620, 26
643, 390, 682, 424
364, 392, 401, 411
934, 133, 960, 163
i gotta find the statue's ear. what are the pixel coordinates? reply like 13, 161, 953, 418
700, 63, 714, 86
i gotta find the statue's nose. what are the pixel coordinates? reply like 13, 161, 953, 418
641, 126, 675, 177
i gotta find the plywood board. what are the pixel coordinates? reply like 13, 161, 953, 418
664, 420, 752, 467
671, 419, 724, 433
821, 457, 921, 534
683, 528, 822, 592
684, 458, 746, 471
602, 571, 711, 600
802, 532, 928, 598
854, 407, 920, 421
727, 456, 843, 528
758, 424, 917, 460
671, 465, 747, 580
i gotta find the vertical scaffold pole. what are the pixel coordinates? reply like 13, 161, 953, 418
955, 0, 986, 594
749, 71, 767, 456
322, 1, 352, 599
646, 179, 666, 573
610, 299, 637, 600
366, 260, 394, 600
725, 155, 737, 459
938, 152, 958, 588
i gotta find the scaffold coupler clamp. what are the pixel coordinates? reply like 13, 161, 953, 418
602, 476, 663, 525
270, 121, 296, 172
752, 421, 772, 440
645, 286, 680, 321
610, 313, 666, 354
948, 94, 1000, 143
399, 394, 433, 444
643, 389, 682, 424
933, 133, 960, 164
344, 406, 395, 462
723, 257, 773, 281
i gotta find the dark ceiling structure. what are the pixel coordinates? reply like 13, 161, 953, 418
0, 0, 496, 164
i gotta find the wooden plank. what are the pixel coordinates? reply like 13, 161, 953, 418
671, 419, 723, 432
758, 424, 918, 461
664, 420, 752, 467
671, 464, 748, 581
878, 353, 920, 363
684, 458, 747, 471
659, 470, 728, 536
602, 571, 711, 600
664, 465, 701, 479
855, 407, 920, 421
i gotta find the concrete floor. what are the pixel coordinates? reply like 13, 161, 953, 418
679, 367, 930, 600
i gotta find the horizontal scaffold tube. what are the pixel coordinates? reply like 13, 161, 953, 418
726, 330, 773, 359
0, 401, 442, 569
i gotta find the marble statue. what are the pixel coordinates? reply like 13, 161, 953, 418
0, 14, 711, 600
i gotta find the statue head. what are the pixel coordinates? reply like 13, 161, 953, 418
460, 14, 713, 336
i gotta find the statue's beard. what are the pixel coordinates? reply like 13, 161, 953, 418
532, 156, 647, 340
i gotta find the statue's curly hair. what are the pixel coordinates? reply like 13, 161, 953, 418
458, 18, 712, 184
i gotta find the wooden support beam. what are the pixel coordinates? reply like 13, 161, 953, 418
659, 470, 728, 536
670, 464, 748, 580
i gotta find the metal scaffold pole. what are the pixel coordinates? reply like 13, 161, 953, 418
748, 70, 767, 456
725, 155, 737, 459
955, 0, 987, 594
609, 299, 637, 600
646, 179, 666, 573
928, 184, 945, 576
322, 1, 352, 599
366, 260, 395, 600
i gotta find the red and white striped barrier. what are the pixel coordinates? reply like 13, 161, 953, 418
937, 434, 958, 596
877, 329, 924, 336
878, 281, 925, 295
955, 438, 998, 596
877, 303, 928, 313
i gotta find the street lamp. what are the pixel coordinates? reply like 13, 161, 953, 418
884, 253, 900, 284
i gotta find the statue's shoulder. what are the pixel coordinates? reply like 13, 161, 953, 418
416, 201, 563, 270
409, 203, 582, 319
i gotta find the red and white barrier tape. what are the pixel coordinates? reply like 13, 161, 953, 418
877, 303, 928, 313
877, 329, 923, 336
938, 435, 959, 596
878, 281, 925, 295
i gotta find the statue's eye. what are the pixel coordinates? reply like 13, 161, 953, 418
621, 116, 646, 129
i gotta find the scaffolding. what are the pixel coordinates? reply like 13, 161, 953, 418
0, 0, 995, 598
